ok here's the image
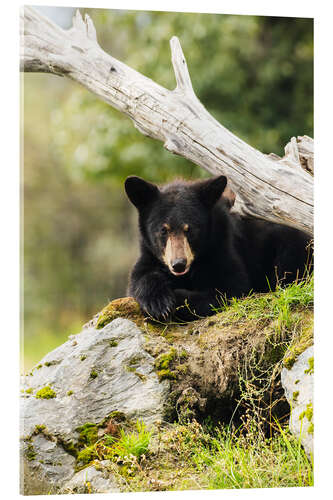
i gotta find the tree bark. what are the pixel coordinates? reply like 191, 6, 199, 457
21, 6, 313, 236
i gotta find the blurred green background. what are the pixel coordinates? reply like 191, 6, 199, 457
22, 7, 313, 370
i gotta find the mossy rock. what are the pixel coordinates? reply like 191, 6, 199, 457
96, 297, 143, 329
282, 312, 313, 369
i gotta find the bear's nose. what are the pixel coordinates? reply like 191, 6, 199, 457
171, 258, 187, 274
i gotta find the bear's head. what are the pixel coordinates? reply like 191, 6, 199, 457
125, 175, 229, 276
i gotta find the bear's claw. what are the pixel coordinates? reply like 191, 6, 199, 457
139, 291, 176, 322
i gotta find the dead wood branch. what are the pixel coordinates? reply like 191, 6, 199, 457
21, 7, 313, 235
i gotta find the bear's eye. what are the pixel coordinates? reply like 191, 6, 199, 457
161, 224, 169, 236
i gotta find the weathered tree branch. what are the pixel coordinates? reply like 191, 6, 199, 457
21, 7, 313, 236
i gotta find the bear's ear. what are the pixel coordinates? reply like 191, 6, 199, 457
222, 185, 236, 210
196, 175, 228, 208
125, 176, 159, 209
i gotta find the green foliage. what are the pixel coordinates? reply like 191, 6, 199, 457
110, 419, 313, 491
108, 421, 152, 460
52, 9, 313, 184
214, 275, 313, 327
76, 420, 152, 469
196, 425, 312, 489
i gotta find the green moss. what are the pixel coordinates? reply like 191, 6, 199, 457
123, 364, 146, 381
157, 369, 177, 381
299, 403, 313, 421
175, 364, 189, 375
299, 402, 313, 435
134, 372, 147, 382
304, 356, 314, 375
35, 386, 56, 399
35, 425, 46, 433
96, 297, 142, 329
292, 391, 299, 402
44, 360, 59, 367
301, 402, 314, 435
25, 442, 36, 461
76, 422, 98, 447
90, 370, 98, 379
76, 445, 97, 465
284, 355, 301, 371
129, 355, 143, 367
283, 313, 313, 369
80, 355, 87, 361
109, 339, 119, 347
67, 390, 74, 396
25, 388, 33, 394
62, 440, 78, 457
36, 364, 42, 370
125, 365, 135, 373
106, 411, 127, 423
154, 348, 177, 371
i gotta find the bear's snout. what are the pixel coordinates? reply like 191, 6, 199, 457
171, 258, 187, 274
162, 232, 194, 276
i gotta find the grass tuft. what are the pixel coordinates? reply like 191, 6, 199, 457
76, 420, 152, 470
213, 275, 313, 327
111, 419, 313, 491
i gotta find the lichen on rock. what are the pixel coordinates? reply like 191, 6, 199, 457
20, 317, 170, 494
281, 345, 314, 459
35, 386, 56, 399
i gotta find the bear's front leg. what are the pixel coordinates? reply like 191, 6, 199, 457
129, 268, 176, 321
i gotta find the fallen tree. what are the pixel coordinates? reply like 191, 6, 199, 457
20, 7, 313, 236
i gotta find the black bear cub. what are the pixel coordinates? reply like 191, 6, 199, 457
125, 175, 312, 321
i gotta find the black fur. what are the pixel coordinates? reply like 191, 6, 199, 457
125, 175, 313, 321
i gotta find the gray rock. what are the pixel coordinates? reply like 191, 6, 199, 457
60, 463, 119, 494
281, 345, 314, 459
21, 433, 76, 494
20, 318, 170, 494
